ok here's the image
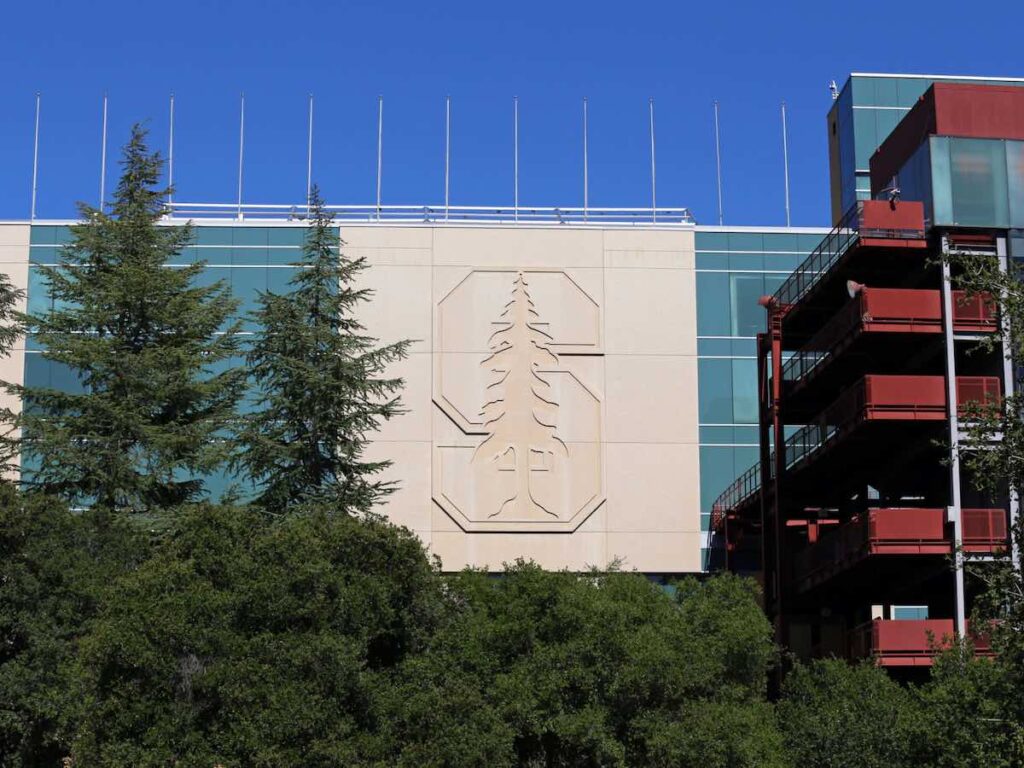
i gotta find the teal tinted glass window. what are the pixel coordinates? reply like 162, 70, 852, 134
730, 274, 764, 336
194, 227, 234, 246
731, 359, 758, 424
853, 109, 878, 170
930, 137, 953, 225
696, 272, 730, 336
872, 77, 898, 107
232, 227, 268, 246
698, 359, 733, 423
949, 138, 1009, 227
1007, 141, 1024, 228
891, 605, 929, 621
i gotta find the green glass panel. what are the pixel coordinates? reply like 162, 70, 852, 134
267, 247, 303, 266
930, 137, 953, 226
1007, 141, 1024, 228
761, 233, 799, 252
897, 78, 930, 108
698, 358, 733, 423
729, 274, 765, 337
699, 445, 735, 513
727, 232, 764, 252
696, 272, 730, 336
699, 426, 735, 444
29, 225, 56, 245
697, 339, 732, 356
949, 138, 1008, 227
853, 109, 879, 170
850, 76, 876, 106
268, 226, 308, 246
731, 359, 758, 424
695, 232, 729, 250
728, 253, 764, 271
232, 227, 268, 246
872, 77, 898, 107
194, 227, 234, 246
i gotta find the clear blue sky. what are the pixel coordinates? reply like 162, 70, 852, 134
1, 0, 1021, 225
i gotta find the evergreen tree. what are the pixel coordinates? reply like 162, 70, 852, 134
0, 274, 25, 476
237, 186, 409, 513
17, 125, 242, 515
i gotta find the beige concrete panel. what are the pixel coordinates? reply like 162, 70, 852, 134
340, 226, 433, 249
603, 228, 696, 270
605, 531, 702, 573
341, 225, 434, 266
430, 530, 608, 572
604, 355, 698, 444
355, 264, 432, 349
604, 269, 696, 356
432, 227, 603, 268
365, 440, 432, 533
602, 228, 694, 254
373, 352, 432, 443
605, 443, 699, 533
0, 224, 30, 249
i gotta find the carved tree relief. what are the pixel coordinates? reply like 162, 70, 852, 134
473, 271, 568, 519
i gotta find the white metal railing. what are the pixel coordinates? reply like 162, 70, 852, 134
164, 202, 697, 226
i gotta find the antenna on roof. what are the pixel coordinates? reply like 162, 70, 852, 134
714, 100, 724, 226
829, 80, 839, 100
31, 92, 40, 221
99, 92, 108, 212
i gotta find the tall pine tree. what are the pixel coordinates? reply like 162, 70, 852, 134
237, 187, 409, 513
17, 125, 242, 515
0, 273, 25, 477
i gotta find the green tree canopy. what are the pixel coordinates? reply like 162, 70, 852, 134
18, 124, 241, 515
237, 187, 410, 514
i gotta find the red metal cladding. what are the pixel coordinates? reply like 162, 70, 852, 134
851, 619, 956, 667
951, 291, 998, 333
962, 508, 1009, 552
861, 287, 942, 332
862, 375, 946, 420
956, 377, 1002, 417
858, 200, 927, 247
868, 507, 946, 545
871, 83, 1024, 194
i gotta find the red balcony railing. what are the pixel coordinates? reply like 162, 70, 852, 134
794, 508, 949, 588
849, 619, 955, 666
956, 377, 1002, 418
952, 291, 998, 333
773, 201, 926, 310
962, 508, 1009, 552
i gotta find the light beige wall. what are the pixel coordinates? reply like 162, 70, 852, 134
348, 224, 700, 573
0, 224, 29, 457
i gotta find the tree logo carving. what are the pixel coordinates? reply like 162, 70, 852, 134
473, 272, 568, 520
433, 268, 605, 533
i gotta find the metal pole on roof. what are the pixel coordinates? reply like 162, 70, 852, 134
30, 92, 40, 221
649, 97, 657, 222
513, 95, 519, 222
781, 101, 791, 227
306, 93, 314, 212
444, 95, 450, 220
583, 97, 589, 221
168, 93, 175, 208
99, 92, 108, 212
714, 100, 724, 226
237, 92, 245, 220
376, 95, 383, 220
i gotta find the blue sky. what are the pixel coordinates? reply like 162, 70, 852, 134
1, 0, 1021, 225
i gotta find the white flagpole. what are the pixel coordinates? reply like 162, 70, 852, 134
782, 101, 791, 227
649, 97, 657, 223
99, 92, 108, 212
237, 92, 245, 220
376, 95, 383, 220
168, 93, 175, 207
583, 97, 589, 221
444, 95, 451, 221
513, 95, 519, 222
714, 100, 724, 226
306, 93, 314, 211
30, 93, 40, 221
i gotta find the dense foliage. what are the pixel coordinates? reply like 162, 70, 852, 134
237, 187, 409, 514
16, 125, 241, 516
2, 127, 1024, 767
